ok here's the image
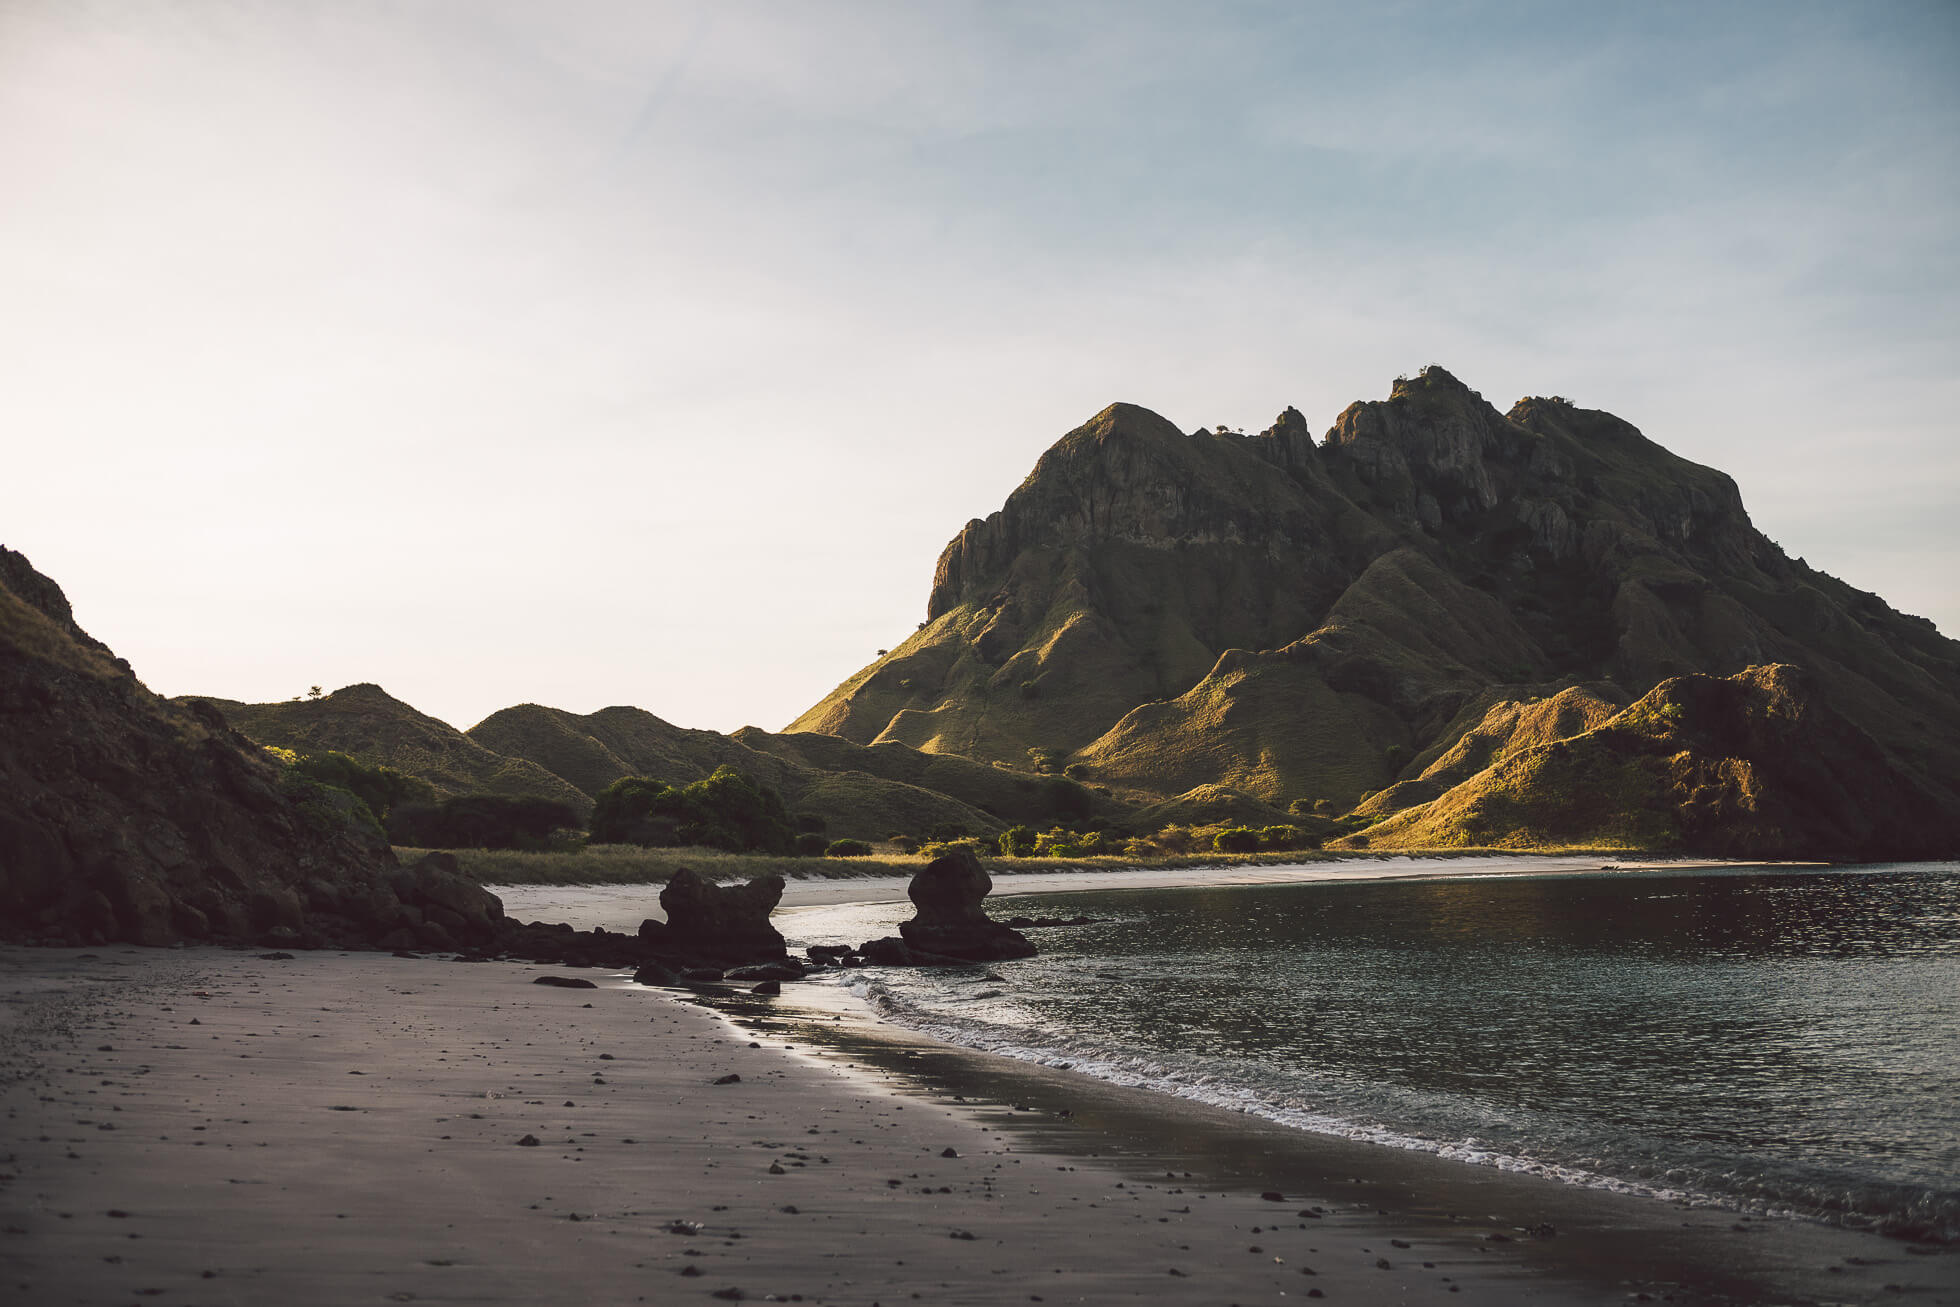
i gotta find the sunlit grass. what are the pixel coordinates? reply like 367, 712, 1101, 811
396, 843, 1341, 886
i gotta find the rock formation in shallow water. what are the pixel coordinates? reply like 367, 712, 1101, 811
649, 868, 788, 965
897, 847, 1036, 961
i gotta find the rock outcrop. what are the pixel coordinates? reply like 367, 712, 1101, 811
644, 868, 788, 966
896, 847, 1036, 961
0, 546, 504, 949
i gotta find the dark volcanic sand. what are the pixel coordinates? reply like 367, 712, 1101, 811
1, 945, 1952, 1306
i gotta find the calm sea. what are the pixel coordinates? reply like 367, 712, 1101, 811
785, 863, 1960, 1242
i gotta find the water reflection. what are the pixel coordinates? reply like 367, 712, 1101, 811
806, 864, 1960, 1239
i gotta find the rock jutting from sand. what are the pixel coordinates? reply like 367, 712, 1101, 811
643, 868, 789, 967
895, 847, 1037, 962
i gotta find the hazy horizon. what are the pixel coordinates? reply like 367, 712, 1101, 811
5, 2, 1955, 735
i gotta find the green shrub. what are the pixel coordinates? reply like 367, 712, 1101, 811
1256, 824, 1303, 850
587, 766, 794, 854
288, 749, 433, 824
793, 832, 831, 857
588, 777, 674, 845
278, 768, 386, 839
1076, 829, 1115, 855
794, 812, 829, 834
919, 837, 986, 859
998, 824, 1037, 857
926, 822, 969, 843
266, 746, 433, 838
1153, 824, 1197, 853
1212, 827, 1260, 854
825, 838, 873, 858
891, 835, 922, 854
387, 795, 582, 851
1032, 827, 1086, 857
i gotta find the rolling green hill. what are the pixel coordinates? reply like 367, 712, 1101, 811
186, 684, 594, 816
179, 689, 1108, 844
1339, 664, 1955, 859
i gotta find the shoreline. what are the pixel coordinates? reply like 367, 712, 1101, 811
4, 946, 1948, 1305
3, 944, 1944, 1301
5, 859, 1953, 1304
700, 979, 1954, 1302
491, 852, 1820, 933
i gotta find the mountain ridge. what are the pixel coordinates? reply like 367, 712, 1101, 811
788, 367, 1960, 857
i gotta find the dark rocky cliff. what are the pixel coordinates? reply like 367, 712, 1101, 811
0, 548, 502, 948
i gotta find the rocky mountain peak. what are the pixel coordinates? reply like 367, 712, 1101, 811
795, 368, 1960, 858
1322, 366, 1517, 530
926, 399, 1319, 620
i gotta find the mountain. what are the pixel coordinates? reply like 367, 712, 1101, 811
190, 684, 593, 815
184, 691, 1106, 841
466, 702, 1019, 836
0, 548, 500, 948
790, 368, 1960, 857
1343, 664, 1955, 859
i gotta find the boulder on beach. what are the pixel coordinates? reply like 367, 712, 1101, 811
896, 847, 1036, 962
656, 867, 788, 965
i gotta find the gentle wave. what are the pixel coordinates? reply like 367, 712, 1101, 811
835, 967, 1958, 1243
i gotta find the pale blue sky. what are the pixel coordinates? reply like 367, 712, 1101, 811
3, 1, 1955, 733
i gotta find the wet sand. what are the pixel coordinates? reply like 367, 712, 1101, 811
2, 942, 1950, 1305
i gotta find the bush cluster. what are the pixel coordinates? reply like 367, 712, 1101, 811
266, 746, 438, 842
588, 766, 796, 855
387, 795, 583, 851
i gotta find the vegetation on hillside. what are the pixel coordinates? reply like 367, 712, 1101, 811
172, 369, 1960, 861
386, 795, 584, 851
587, 766, 795, 854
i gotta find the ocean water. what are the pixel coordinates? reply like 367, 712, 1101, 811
782, 863, 1960, 1242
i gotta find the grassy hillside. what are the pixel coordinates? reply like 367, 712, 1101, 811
784, 368, 1960, 856
188, 684, 593, 815
1339, 665, 1955, 860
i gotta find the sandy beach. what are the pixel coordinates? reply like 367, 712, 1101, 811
3, 906, 1952, 1306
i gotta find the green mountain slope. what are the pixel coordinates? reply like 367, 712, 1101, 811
789, 368, 1960, 855
468, 702, 1007, 838
1341, 665, 1953, 859
470, 703, 1109, 837
183, 688, 1103, 842
183, 685, 594, 815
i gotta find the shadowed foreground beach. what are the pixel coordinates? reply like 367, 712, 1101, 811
2, 943, 1953, 1306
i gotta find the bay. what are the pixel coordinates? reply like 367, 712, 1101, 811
790, 863, 1960, 1241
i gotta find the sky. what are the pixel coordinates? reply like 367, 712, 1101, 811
3, 1, 1956, 734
